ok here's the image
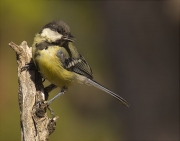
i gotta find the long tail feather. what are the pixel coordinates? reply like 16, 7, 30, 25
87, 79, 130, 107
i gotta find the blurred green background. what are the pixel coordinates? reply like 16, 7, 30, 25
0, 1, 179, 141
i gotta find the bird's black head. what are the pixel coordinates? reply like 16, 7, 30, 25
39, 20, 75, 45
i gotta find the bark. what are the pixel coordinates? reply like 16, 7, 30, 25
9, 41, 58, 141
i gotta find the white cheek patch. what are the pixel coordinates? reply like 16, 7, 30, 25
41, 28, 63, 42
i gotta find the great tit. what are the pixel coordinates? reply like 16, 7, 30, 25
32, 20, 129, 107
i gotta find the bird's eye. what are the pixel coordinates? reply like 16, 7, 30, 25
57, 27, 66, 34
57, 29, 61, 33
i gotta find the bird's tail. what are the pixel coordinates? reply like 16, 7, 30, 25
87, 79, 130, 107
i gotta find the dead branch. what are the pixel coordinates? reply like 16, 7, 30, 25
9, 41, 58, 141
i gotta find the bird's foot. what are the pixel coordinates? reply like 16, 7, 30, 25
21, 62, 37, 72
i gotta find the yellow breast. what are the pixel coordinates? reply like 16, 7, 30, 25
33, 46, 75, 88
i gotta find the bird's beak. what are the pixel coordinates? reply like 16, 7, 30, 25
63, 34, 76, 42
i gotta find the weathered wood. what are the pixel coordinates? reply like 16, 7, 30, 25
9, 41, 58, 141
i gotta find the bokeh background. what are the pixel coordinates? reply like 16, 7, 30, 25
0, 1, 179, 141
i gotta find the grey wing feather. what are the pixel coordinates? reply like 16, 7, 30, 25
56, 49, 93, 79
67, 55, 93, 79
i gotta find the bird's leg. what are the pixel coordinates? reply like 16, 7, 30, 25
47, 87, 67, 105
44, 87, 66, 117
44, 84, 57, 100
44, 84, 57, 94
21, 61, 46, 81
21, 62, 37, 72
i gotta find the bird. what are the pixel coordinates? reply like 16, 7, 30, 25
32, 20, 129, 107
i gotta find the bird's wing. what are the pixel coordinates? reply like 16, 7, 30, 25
56, 45, 93, 79
66, 54, 93, 79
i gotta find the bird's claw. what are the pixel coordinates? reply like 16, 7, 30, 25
21, 62, 36, 72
